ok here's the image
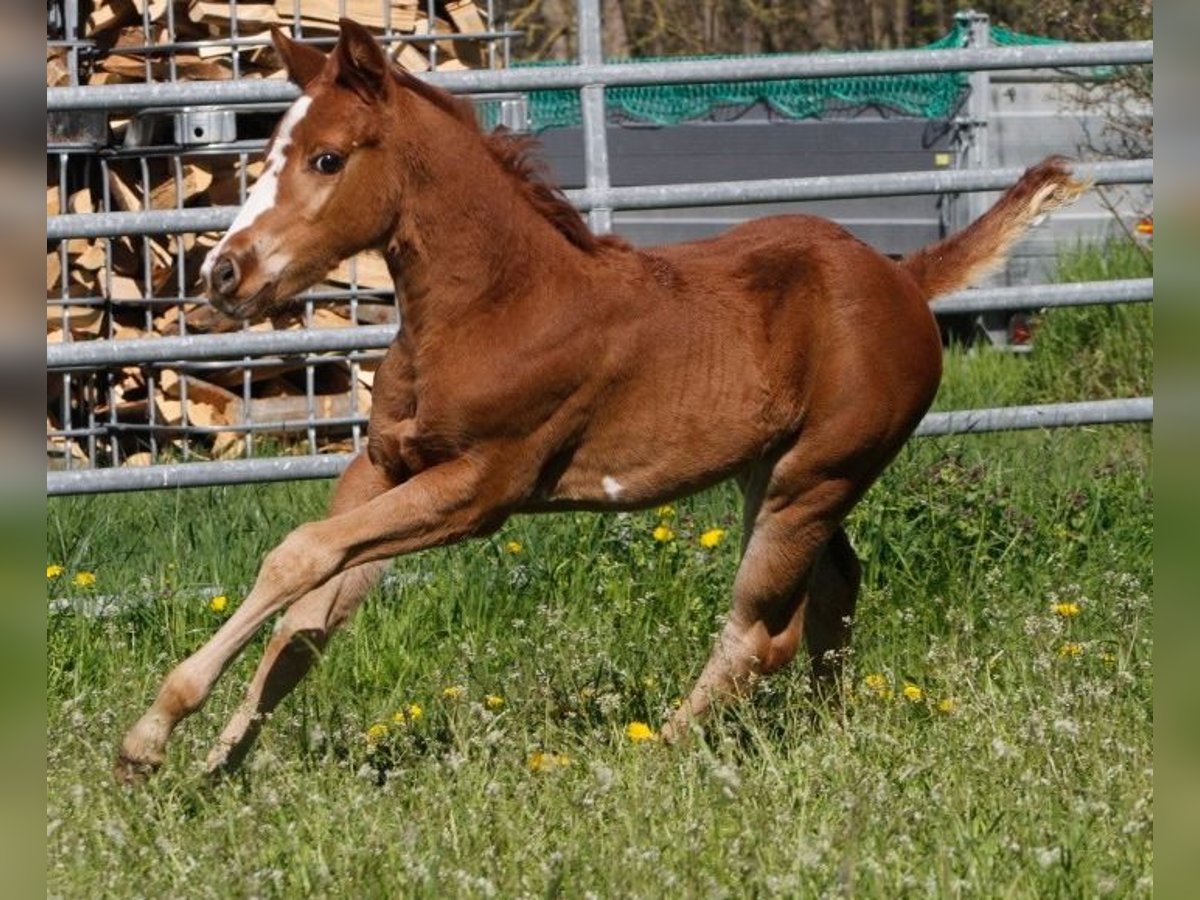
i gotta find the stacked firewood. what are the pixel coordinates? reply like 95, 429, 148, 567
47, 0, 493, 86
47, 1, 495, 468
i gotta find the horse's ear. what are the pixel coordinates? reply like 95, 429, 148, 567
270, 28, 327, 89
333, 18, 390, 101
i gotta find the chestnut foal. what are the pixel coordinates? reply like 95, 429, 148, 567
117, 19, 1084, 781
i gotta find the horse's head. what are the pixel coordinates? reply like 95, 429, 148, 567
202, 20, 402, 318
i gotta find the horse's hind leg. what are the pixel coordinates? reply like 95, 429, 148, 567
115, 453, 393, 782
662, 426, 882, 742
804, 526, 861, 693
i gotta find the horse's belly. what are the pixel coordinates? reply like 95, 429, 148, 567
541, 406, 768, 510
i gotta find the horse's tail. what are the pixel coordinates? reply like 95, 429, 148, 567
902, 156, 1088, 299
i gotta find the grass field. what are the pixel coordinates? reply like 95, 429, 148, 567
46, 242, 1152, 897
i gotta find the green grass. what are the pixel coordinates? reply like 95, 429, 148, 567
46, 241, 1152, 897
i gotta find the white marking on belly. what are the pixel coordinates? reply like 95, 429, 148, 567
201, 94, 313, 280
601, 476, 624, 499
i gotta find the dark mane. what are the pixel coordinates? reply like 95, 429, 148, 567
392, 68, 627, 254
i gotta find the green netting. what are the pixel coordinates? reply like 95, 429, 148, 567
481, 24, 1076, 133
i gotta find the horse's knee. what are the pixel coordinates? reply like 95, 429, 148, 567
260, 523, 341, 596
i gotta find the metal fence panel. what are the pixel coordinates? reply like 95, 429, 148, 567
45, 5, 1153, 495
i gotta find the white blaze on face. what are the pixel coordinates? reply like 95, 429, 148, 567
201, 94, 314, 281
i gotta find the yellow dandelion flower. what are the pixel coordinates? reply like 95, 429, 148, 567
1052, 602, 1081, 617
392, 710, 407, 725
485, 694, 504, 710
365, 723, 389, 744
652, 525, 675, 543
1059, 642, 1084, 658
937, 698, 955, 714
72, 571, 96, 588
442, 685, 465, 700
656, 504, 676, 519
46, 564, 64, 579
208, 594, 229, 614
625, 721, 658, 743
504, 540, 523, 555
407, 703, 423, 721
699, 528, 726, 549
901, 683, 923, 703
863, 673, 892, 700
528, 751, 571, 773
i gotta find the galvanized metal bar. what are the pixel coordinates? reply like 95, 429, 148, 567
930, 278, 1153, 314
577, 0, 612, 234
956, 11, 992, 233
48, 40, 1154, 111
47, 456, 352, 495
48, 159, 1152, 239
46, 396, 1153, 495
915, 397, 1152, 437
47, 324, 399, 369
567, 158, 1152, 212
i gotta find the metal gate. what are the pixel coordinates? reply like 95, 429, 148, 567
46, 1, 1154, 495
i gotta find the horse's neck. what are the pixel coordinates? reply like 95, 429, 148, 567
383, 141, 588, 337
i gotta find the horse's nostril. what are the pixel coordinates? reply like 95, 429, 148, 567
211, 255, 240, 296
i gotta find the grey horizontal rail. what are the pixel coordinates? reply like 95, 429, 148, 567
47, 455, 350, 495
46, 397, 1153, 495
46, 278, 1151, 371
46, 159, 1152, 240
47, 325, 398, 369
566, 159, 1151, 213
930, 278, 1153, 315
915, 397, 1151, 436
47, 40, 1153, 112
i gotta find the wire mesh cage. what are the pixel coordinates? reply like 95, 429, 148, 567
47, 1, 514, 475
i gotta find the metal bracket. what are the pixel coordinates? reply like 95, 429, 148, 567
124, 106, 237, 149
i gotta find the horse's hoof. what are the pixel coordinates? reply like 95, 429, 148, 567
113, 750, 161, 786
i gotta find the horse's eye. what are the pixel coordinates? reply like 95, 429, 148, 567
312, 152, 345, 175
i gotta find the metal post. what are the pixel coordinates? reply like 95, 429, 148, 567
63, 0, 80, 86
954, 11, 991, 235
577, 0, 612, 234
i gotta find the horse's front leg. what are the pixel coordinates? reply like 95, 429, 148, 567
115, 454, 513, 781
